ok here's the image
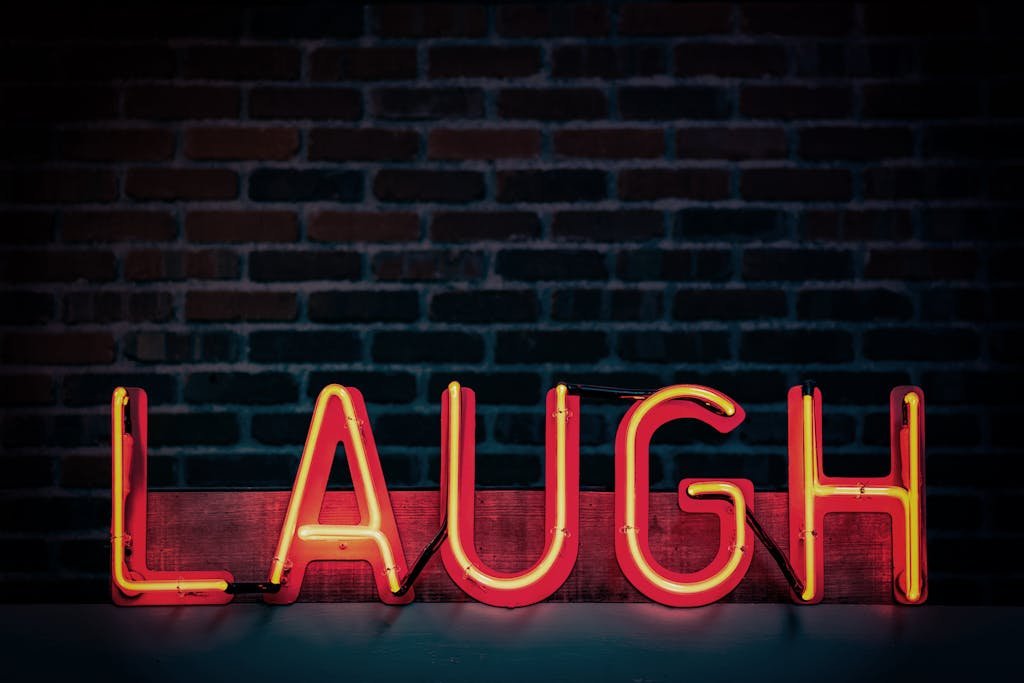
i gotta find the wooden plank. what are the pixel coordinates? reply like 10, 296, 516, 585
147, 491, 894, 603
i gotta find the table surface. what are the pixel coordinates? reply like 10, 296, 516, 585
1, 604, 1015, 682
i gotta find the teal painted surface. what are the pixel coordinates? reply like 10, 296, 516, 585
0, 604, 1014, 682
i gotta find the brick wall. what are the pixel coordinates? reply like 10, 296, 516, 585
1, 3, 1021, 603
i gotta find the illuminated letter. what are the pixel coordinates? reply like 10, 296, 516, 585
614, 385, 752, 607
788, 384, 927, 604
441, 382, 580, 607
266, 385, 412, 605
110, 387, 234, 605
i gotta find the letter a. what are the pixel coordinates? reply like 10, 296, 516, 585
266, 385, 412, 605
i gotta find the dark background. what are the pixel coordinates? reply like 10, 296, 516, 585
1, 2, 1021, 604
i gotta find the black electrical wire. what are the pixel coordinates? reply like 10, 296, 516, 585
560, 382, 734, 417
122, 397, 132, 435
560, 382, 656, 401
226, 581, 281, 595
393, 515, 448, 597
745, 507, 805, 597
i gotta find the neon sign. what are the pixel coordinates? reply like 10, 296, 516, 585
111, 381, 927, 607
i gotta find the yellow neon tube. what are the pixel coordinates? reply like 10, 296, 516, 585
799, 391, 922, 602
622, 386, 745, 595
800, 394, 816, 602
903, 392, 922, 601
270, 385, 401, 593
111, 387, 229, 594
445, 382, 569, 591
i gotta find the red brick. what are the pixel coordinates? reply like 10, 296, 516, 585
619, 169, 730, 200
62, 211, 176, 242
125, 86, 239, 119
371, 88, 484, 120
185, 211, 298, 243
182, 46, 300, 80
62, 291, 174, 323
58, 129, 175, 161
373, 250, 485, 281
57, 45, 177, 80
120, 251, 164, 280
0, 251, 116, 282
431, 212, 541, 242
864, 5, 978, 35
923, 124, 1024, 159
552, 45, 665, 78
125, 169, 237, 200
496, 3, 609, 37
741, 86, 852, 119
125, 249, 240, 281
310, 47, 418, 81
374, 170, 485, 203
249, 250, 361, 282
184, 127, 298, 160
620, 86, 731, 120
675, 43, 787, 76
374, 4, 486, 37
0, 375, 53, 405
186, 291, 297, 321
429, 46, 541, 78
798, 126, 913, 160
428, 129, 541, 159
1, 85, 118, 122
552, 210, 664, 241
991, 165, 1024, 200
309, 128, 419, 161
801, 210, 914, 242
0, 212, 54, 244
250, 169, 362, 202
866, 249, 979, 280
498, 89, 606, 120
741, 168, 852, 201
619, 2, 732, 35
249, 5, 362, 38
187, 251, 245, 280
4, 6, 241, 40
308, 211, 420, 242
1, 333, 115, 364
864, 166, 981, 200
742, 249, 854, 281
6, 170, 117, 203
498, 170, 606, 202
677, 126, 787, 159
741, 3, 855, 35
864, 84, 981, 119
554, 128, 664, 159
2, 290, 53, 325
250, 87, 361, 120
1, 126, 53, 163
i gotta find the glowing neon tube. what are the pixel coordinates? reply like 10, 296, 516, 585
266, 384, 410, 605
614, 385, 753, 607
440, 382, 580, 607
110, 387, 234, 605
788, 385, 926, 604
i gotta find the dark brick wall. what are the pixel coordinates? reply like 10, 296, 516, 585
1, 2, 1022, 603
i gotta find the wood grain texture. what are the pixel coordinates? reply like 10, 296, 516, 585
147, 491, 895, 603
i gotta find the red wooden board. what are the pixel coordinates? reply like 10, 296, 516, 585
147, 491, 895, 603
